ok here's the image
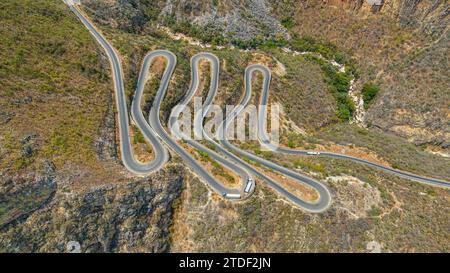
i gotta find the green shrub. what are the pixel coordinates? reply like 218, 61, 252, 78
294, 160, 327, 175
133, 128, 145, 144
361, 82, 380, 108
319, 63, 355, 121
281, 17, 295, 29
291, 36, 337, 61
285, 132, 304, 148
368, 205, 383, 217
197, 150, 210, 159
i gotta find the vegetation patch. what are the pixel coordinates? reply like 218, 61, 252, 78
291, 36, 340, 62
280, 17, 295, 29
195, 149, 236, 185
361, 82, 380, 108
303, 55, 355, 121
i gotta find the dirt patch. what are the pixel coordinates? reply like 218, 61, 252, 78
321, 143, 390, 167
180, 142, 240, 189
256, 166, 319, 202
128, 124, 155, 164
328, 175, 383, 219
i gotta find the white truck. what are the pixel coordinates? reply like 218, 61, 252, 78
244, 178, 254, 193
224, 193, 241, 199
306, 151, 320, 156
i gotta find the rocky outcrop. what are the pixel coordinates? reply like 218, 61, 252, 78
395, 0, 449, 37
0, 166, 184, 253
168, 0, 290, 41
82, 0, 289, 41
0, 111, 15, 125
94, 90, 118, 162
0, 160, 57, 230
325, 0, 449, 37
81, 0, 151, 33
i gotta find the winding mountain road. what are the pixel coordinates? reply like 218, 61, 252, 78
184, 57, 332, 212
66, 1, 449, 214
69, 3, 246, 198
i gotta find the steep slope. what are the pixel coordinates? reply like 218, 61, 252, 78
0, 0, 184, 252
1, 0, 448, 253
81, 0, 449, 148
82, 0, 289, 41
1, 167, 183, 252
268, 0, 449, 147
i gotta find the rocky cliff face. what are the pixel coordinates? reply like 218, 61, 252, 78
0, 166, 184, 252
0, 160, 57, 230
360, 0, 449, 147
81, 0, 152, 33
267, 0, 449, 147
314, 0, 448, 33
82, 0, 448, 46
271, 0, 449, 37
166, 0, 290, 40
382, 0, 448, 37
82, 0, 290, 41
367, 30, 449, 147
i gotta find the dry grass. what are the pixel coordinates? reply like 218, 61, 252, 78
0, 0, 128, 188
